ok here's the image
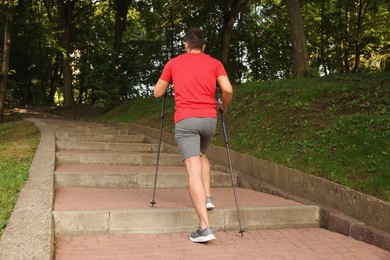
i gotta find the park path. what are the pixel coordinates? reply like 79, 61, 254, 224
42, 119, 390, 259
0, 114, 388, 260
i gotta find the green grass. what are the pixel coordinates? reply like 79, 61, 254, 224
0, 120, 40, 235
98, 73, 390, 202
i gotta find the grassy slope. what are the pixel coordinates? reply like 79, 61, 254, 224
0, 120, 39, 234
99, 73, 390, 201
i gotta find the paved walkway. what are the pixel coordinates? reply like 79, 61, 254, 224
56, 229, 390, 259
49, 118, 390, 259
1, 114, 390, 260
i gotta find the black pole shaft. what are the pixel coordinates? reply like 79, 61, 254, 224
219, 110, 245, 236
151, 94, 167, 207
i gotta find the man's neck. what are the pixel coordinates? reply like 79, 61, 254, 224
187, 49, 202, 53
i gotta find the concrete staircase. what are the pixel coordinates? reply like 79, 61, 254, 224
49, 120, 319, 238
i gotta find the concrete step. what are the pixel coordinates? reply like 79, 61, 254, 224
55, 132, 146, 143
56, 141, 166, 153
44, 120, 106, 127
54, 127, 131, 135
54, 164, 232, 188
53, 188, 319, 236
45, 120, 131, 135
56, 150, 183, 166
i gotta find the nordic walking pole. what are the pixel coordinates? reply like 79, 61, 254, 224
150, 93, 167, 207
218, 99, 245, 236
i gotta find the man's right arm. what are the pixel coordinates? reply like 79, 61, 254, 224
217, 75, 233, 112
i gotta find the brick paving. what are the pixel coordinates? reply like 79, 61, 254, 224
48, 119, 390, 259
2, 116, 388, 260
54, 188, 302, 211
55, 228, 390, 259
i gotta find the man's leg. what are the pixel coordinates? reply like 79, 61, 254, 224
184, 156, 209, 229
201, 154, 211, 198
201, 154, 215, 210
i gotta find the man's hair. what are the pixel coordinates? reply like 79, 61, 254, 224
184, 28, 205, 50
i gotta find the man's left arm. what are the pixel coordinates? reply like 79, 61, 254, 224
154, 79, 170, 98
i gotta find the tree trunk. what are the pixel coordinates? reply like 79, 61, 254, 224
0, 0, 14, 124
320, 0, 328, 75
343, 4, 351, 73
168, 0, 174, 58
337, 3, 343, 72
48, 53, 61, 105
38, 42, 48, 105
58, 0, 75, 108
286, 0, 311, 77
113, 0, 132, 53
353, 0, 365, 72
220, 0, 250, 65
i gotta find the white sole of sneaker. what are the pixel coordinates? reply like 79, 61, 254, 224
190, 234, 216, 243
206, 203, 215, 210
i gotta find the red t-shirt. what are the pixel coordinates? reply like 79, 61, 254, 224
160, 53, 228, 123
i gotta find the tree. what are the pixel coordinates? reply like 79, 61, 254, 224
112, 0, 133, 53
320, 0, 329, 75
0, 0, 14, 123
1, 0, 389, 109
352, 0, 366, 72
44, 0, 97, 107
286, 0, 310, 77
219, 0, 251, 65
57, 0, 76, 108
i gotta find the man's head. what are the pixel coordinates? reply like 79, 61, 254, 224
184, 28, 205, 51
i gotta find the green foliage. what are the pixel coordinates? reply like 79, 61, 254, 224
99, 74, 390, 201
302, 0, 390, 74
0, 120, 39, 234
0, 160, 31, 232
2, 0, 389, 107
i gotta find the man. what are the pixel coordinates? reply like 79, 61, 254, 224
154, 28, 233, 243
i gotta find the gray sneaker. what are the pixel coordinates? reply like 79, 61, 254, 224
190, 226, 216, 243
206, 196, 215, 210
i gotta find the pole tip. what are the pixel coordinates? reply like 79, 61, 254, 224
239, 229, 245, 237
150, 201, 156, 207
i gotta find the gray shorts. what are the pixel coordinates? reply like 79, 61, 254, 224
174, 117, 217, 160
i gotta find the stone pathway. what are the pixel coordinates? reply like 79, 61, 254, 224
55, 229, 390, 259
1, 117, 389, 259
47, 119, 390, 259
